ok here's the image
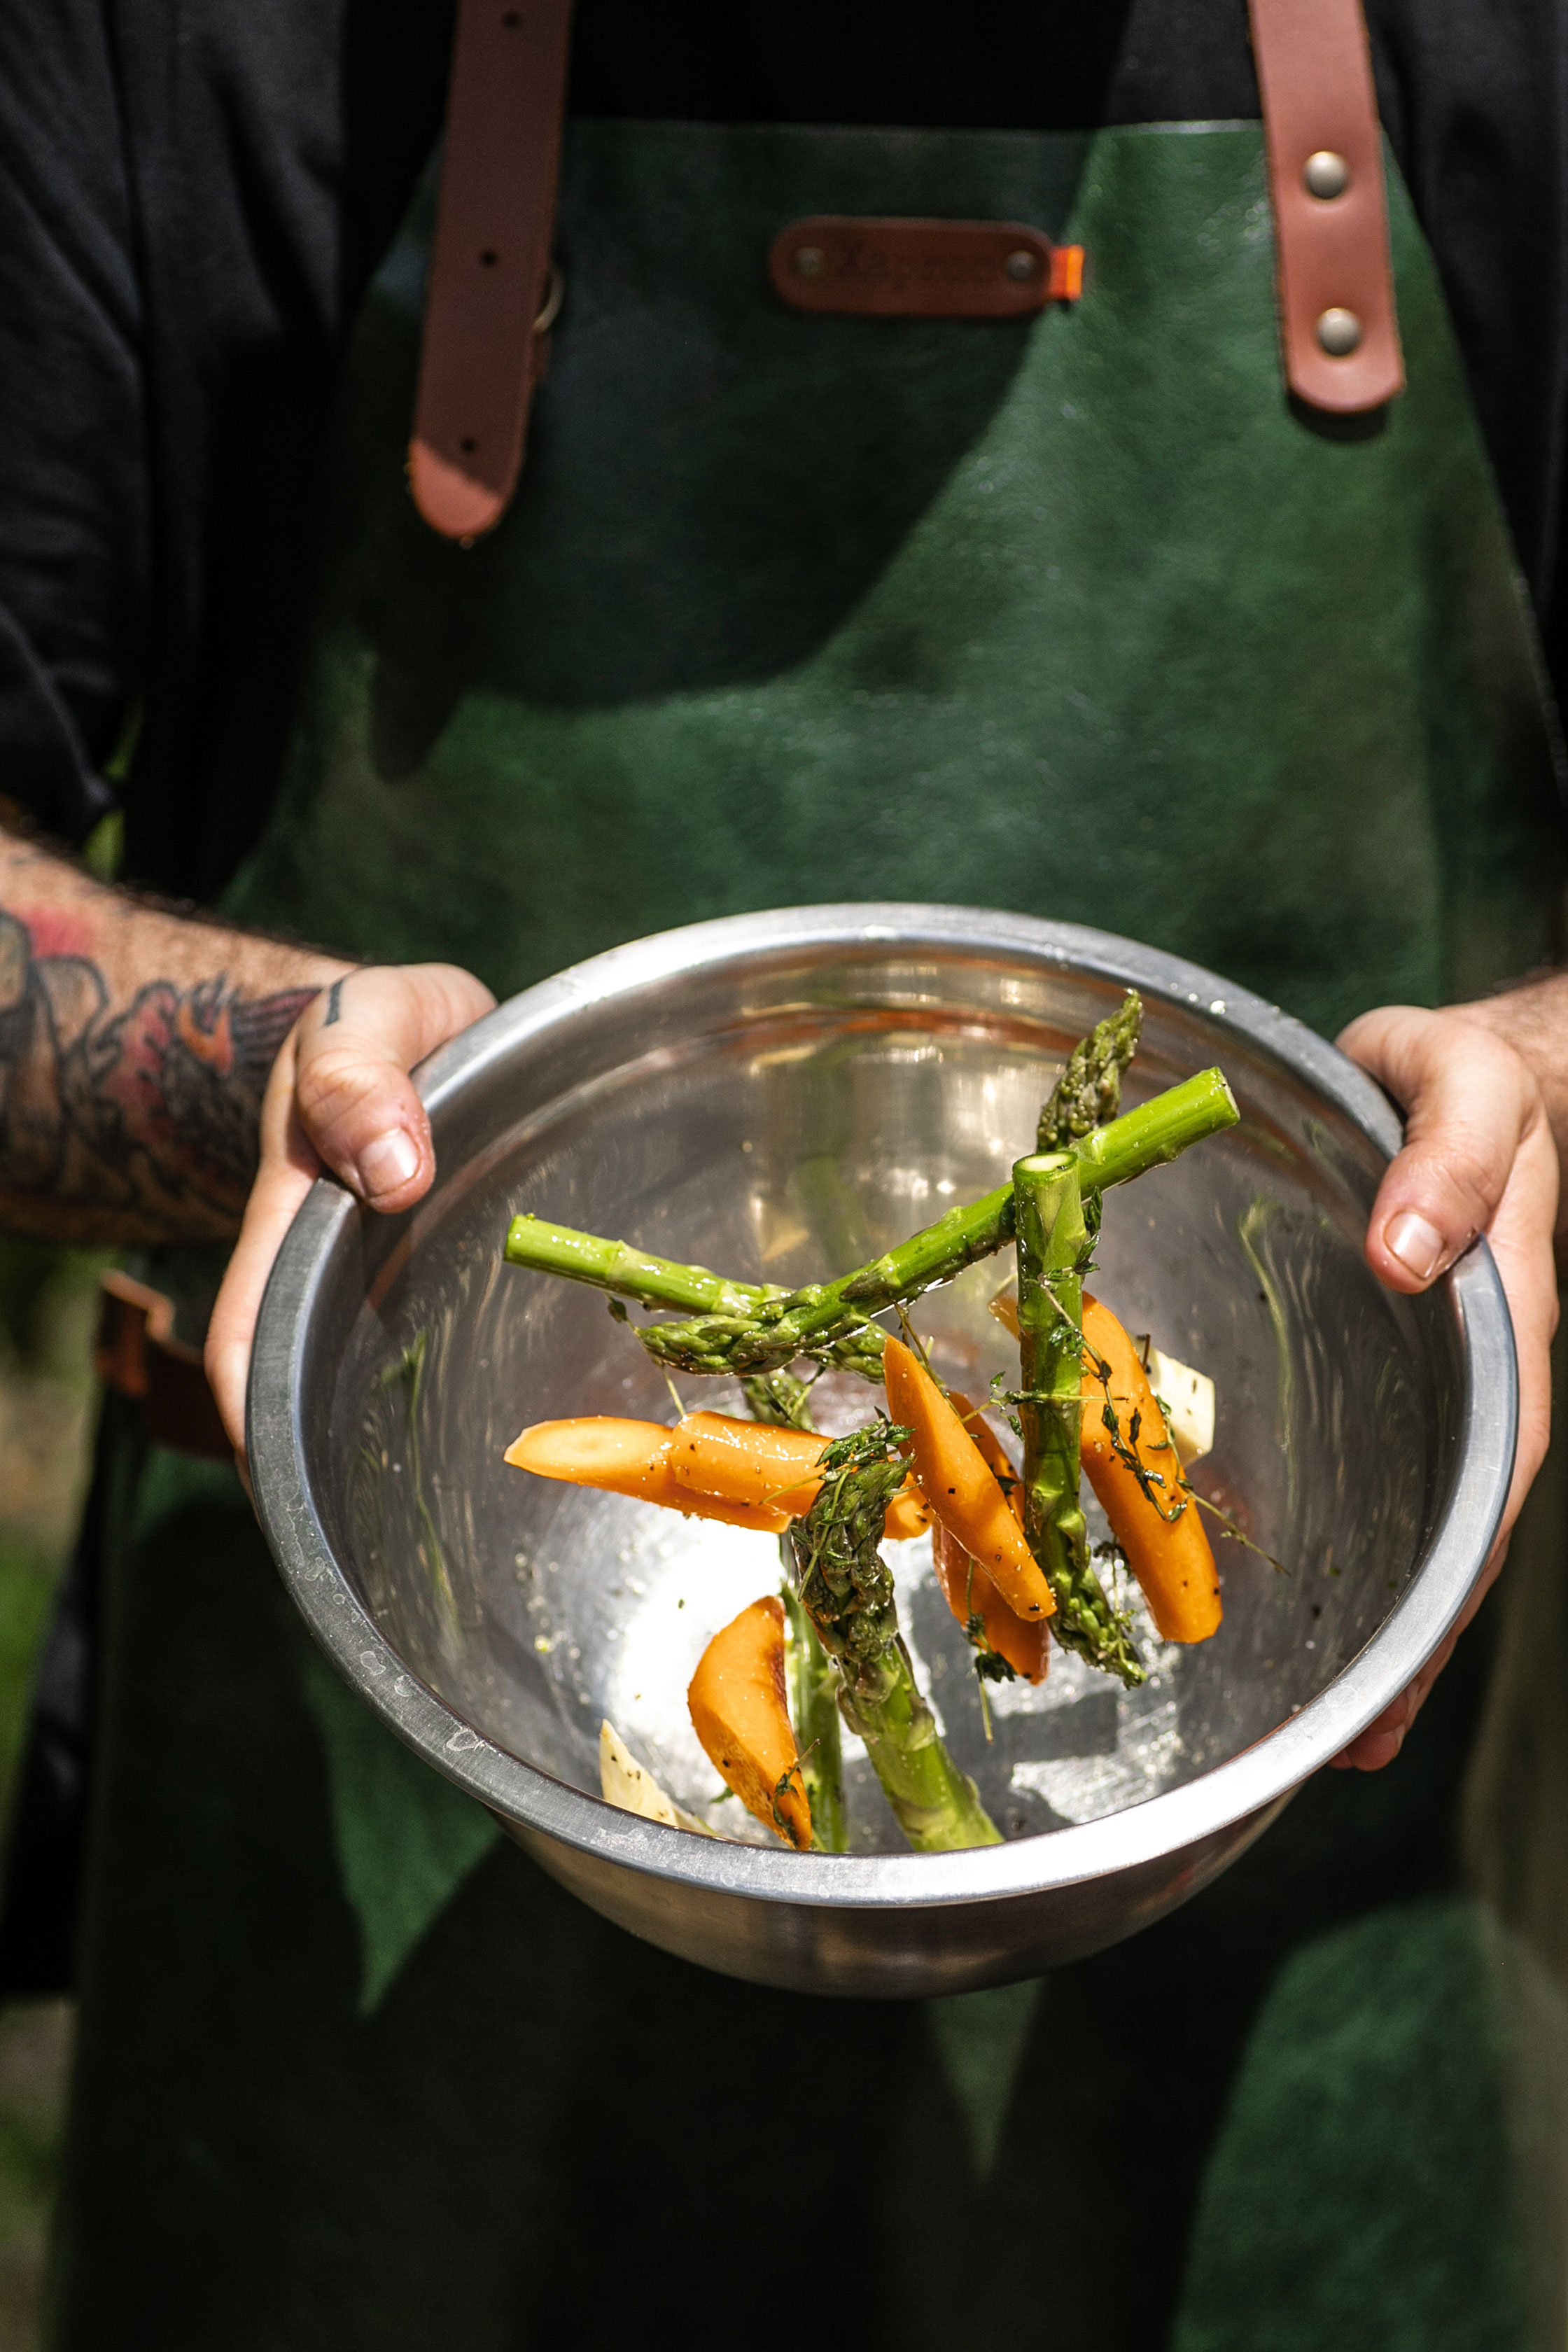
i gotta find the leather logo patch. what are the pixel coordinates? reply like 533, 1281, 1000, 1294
769, 218, 1084, 318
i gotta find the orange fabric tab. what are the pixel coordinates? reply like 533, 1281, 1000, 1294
1048, 245, 1084, 302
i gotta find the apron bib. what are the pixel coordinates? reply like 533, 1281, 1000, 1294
52, 110, 1566, 2352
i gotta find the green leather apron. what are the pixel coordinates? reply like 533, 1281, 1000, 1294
52, 120, 1567, 2352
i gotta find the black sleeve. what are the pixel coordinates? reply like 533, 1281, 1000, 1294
1366, 0, 1568, 640
0, 0, 146, 845
109, 0, 453, 898
0, 0, 452, 894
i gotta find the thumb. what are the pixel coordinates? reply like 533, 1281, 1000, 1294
1338, 1004, 1548, 1293
290, 965, 496, 1212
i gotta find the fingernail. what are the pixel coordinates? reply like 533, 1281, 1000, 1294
1385, 1210, 1446, 1282
358, 1129, 419, 1197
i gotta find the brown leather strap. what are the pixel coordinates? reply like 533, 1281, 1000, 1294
769, 219, 1084, 318
410, 0, 574, 541
94, 1273, 231, 1461
1248, 0, 1403, 412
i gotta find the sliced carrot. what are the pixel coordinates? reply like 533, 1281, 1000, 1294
946, 1387, 1022, 1504
883, 1482, 934, 1542
1079, 1295, 1221, 1642
505, 1418, 790, 1531
668, 1413, 825, 1514
882, 1335, 1055, 1621
505, 1415, 671, 1496
932, 1520, 1050, 1681
687, 1595, 811, 1850
668, 1411, 932, 1542
928, 1390, 1048, 1681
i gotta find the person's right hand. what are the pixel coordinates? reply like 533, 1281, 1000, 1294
206, 962, 495, 1460
1333, 1001, 1560, 1769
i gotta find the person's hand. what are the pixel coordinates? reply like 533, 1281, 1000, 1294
1332, 1002, 1560, 1770
206, 963, 496, 1460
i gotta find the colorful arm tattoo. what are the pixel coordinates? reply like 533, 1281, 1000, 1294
0, 907, 318, 1230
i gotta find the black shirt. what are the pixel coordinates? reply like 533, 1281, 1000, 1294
1, 0, 1566, 900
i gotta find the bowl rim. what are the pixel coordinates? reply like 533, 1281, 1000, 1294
248, 903, 1518, 1911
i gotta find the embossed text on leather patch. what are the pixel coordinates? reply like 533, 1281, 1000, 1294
769, 218, 1083, 318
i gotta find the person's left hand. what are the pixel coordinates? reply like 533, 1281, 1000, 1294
206, 962, 496, 1465
1333, 1002, 1560, 1769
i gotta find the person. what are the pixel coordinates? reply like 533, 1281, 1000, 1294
1, 0, 1567, 2342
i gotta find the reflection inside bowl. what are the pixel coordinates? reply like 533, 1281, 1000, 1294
338, 1007, 1437, 1854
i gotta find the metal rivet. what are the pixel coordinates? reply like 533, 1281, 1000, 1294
1316, 305, 1363, 356
793, 246, 825, 278
1303, 149, 1351, 200
1004, 248, 1039, 282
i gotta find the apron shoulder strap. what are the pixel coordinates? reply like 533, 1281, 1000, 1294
409, 0, 573, 541
1248, 0, 1404, 411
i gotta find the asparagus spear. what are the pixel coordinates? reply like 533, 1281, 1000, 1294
741, 1366, 850, 1854
500, 1224, 780, 1319
780, 1583, 850, 1853
1012, 1153, 1144, 1686
1038, 990, 1143, 1153
789, 1427, 1001, 1852
741, 1368, 817, 1430
503, 1066, 1238, 1379
1017, 993, 1145, 1676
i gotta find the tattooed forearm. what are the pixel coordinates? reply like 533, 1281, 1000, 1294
0, 868, 346, 1242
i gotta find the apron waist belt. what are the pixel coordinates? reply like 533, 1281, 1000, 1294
94, 1273, 230, 1460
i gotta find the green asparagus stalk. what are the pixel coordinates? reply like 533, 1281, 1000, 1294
780, 1581, 850, 1854
498, 1224, 781, 1318
1072, 1065, 1237, 1192
741, 1365, 850, 1853
741, 1368, 817, 1430
1012, 1152, 1144, 1687
503, 1066, 1238, 1379
636, 1184, 1021, 1378
1038, 990, 1143, 1152
790, 1427, 1000, 1852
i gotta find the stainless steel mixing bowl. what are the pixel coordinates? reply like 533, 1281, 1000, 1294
248, 906, 1516, 1997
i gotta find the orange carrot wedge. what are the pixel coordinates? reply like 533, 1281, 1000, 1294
667, 1411, 932, 1541
1079, 1295, 1222, 1642
932, 1520, 1050, 1680
882, 1483, 935, 1541
946, 1387, 1023, 1508
687, 1595, 811, 1850
928, 1390, 1048, 1681
505, 1418, 790, 1532
668, 1414, 825, 1514
882, 1335, 1055, 1621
